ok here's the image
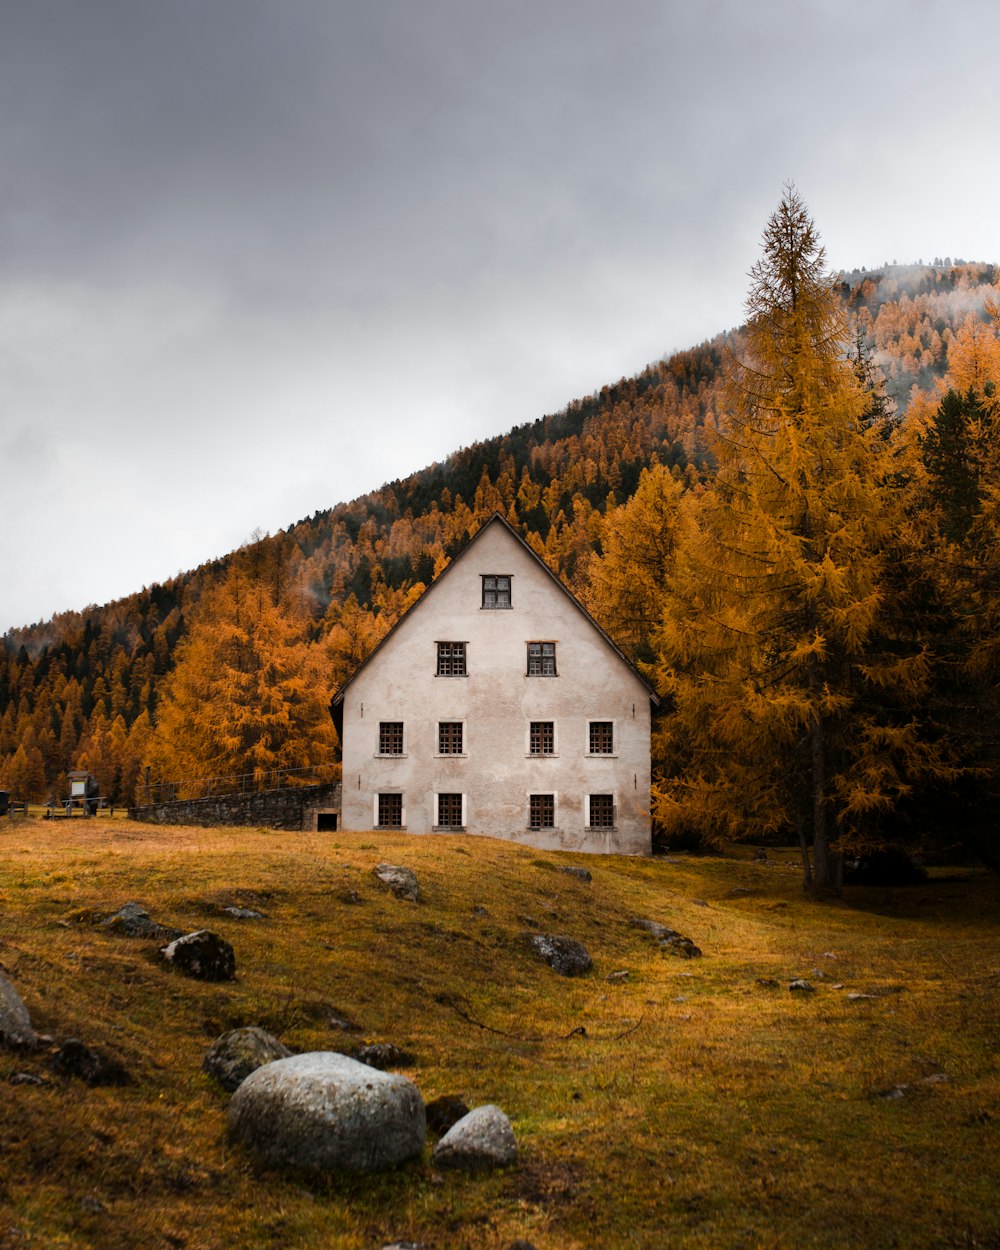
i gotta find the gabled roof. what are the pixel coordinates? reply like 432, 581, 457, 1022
329, 512, 659, 722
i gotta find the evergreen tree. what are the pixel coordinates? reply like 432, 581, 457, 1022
653, 187, 949, 892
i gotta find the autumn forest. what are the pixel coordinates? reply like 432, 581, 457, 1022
3, 190, 999, 889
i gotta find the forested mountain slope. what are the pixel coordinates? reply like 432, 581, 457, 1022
1, 259, 997, 815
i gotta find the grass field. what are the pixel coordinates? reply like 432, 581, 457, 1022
1, 817, 998, 1250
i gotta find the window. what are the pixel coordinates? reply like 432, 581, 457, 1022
589, 721, 614, 755
377, 793, 403, 829
588, 794, 614, 829
527, 641, 557, 676
379, 721, 404, 755
529, 793, 555, 829
437, 641, 467, 676
482, 574, 512, 609
437, 792, 464, 829
438, 721, 464, 755
529, 721, 555, 756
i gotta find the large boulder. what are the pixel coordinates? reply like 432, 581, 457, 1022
228, 1052, 425, 1172
162, 930, 236, 981
527, 933, 592, 977
431, 1104, 517, 1171
203, 1027, 293, 1092
373, 864, 420, 902
0, 971, 35, 1049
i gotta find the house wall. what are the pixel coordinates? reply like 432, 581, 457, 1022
339, 522, 652, 854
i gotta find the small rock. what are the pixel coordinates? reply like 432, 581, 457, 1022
756, 977, 780, 989
606, 970, 630, 984
228, 1051, 425, 1172
222, 906, 264, 920
162, 930, 236, 981
203, 1027, 292, 1092
353, 1042, 415, 1070
692, 899, 709, 908
630, 918, 680, 941
425, 1094, 471, 1137
920, 1073, 950, 1085
50, 1039, 129, 1086
432, 1104, 517, 1171
661, 935, 702, 959
875, 1084, 908, 1100
0, 971, 36, 1049
725, 887, 753, 898
527, 933, 592, 977
789, 979, 816, 994
558, 866, 592, 883
373, 864, 420, 902
9, 1071, 47, 1086
846, 993, 875, 1001
100, 902, 182, 942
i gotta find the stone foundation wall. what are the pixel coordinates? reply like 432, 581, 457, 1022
130, 783, 342, 832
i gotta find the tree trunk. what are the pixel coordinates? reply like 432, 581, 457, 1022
797, 817, 813, 891
810, 717, 842, 895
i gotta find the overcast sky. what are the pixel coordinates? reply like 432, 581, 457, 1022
1, 0, 997, 633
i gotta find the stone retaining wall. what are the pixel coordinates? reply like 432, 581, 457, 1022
130, 783, 342, 832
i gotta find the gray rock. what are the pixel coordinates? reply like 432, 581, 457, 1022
527, 933, 592, 976
203, 1027, 292, 1092
0, 971, 36, 1048
162, 930, 236, 981
558, 866, 592, 883
373, 864, 420, 902
222, 906, 265, 920
789, 979, 816, 993
432, 1104, 517, 1171
228, 1051, 425, 1172
662, 935, 702, 958
100, 902, 182, 941
630, 917, 680, 940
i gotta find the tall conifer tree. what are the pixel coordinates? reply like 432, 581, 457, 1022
653, 187, 947, 891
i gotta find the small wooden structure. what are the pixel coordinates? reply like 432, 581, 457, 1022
45, 771, 103, 819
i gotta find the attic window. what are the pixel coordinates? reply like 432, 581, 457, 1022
482, 575, 512, 609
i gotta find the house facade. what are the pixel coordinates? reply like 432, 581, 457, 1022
331, 514, 656, 854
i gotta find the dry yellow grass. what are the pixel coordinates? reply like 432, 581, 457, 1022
1, 816, 998, 1249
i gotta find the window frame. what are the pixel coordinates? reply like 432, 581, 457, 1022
481, 574, 513, 610
436, 641, 468, 677
436, 720, 465, 757
435, 791, 466, 830
375, 792, 404, 829
586, 793, 616, 831
377, 720, 405, 757
528, 720, 556, 757
528, 792, 557, 830
587, 720, 615, 756
526, 641, 557, 677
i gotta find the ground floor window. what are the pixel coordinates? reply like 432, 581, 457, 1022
588, 794, 614, 829
529, 793, 556, 830
437, 792, 464, 828
377, 793, 403, 829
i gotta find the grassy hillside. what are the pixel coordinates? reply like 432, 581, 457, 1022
1, 820, 998, 1249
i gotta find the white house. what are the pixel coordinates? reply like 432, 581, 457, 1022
330, 513, 657, 854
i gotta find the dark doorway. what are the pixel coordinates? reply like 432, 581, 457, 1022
317, 812, 339, 832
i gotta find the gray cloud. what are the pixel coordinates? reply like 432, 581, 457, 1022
1, 0, 999, 629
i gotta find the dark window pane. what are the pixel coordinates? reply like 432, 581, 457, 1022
528, 793, 555, 829
437, 792, 464, 827
377, 793, 403, 828
437, 641, 467, 676
527, 641, 556, 676
482, 575, 512, 609
589, 794, 614, 829
529, 721, 554, 755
